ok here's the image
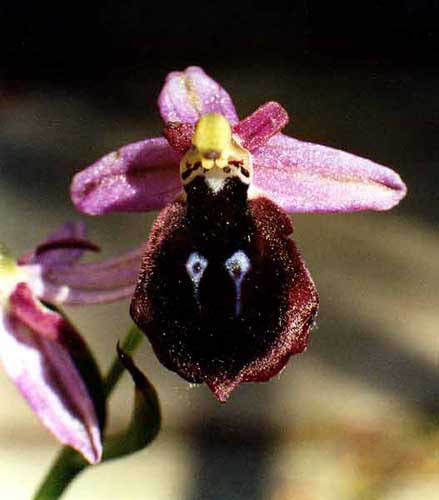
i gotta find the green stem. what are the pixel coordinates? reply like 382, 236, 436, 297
33, 448, 87, 500
33, 325, 144, 500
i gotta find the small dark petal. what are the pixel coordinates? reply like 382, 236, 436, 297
232, 101, 289, 152
163, 122, 195, 154
131, 192, 318, 402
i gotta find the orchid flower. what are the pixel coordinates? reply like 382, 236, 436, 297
71, 67, 406, 402
0, 221, 141, 462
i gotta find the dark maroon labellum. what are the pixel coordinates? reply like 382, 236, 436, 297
130, 177, 318, 401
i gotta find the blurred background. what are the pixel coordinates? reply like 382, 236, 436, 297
1, 2, 438, 499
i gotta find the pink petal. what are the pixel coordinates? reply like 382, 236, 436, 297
23, 246, 141, 306
0, 283, 102, 463
252, 134, 407, 213
158, 66, 239, 125
45, 284, 136, 306
27, 266, 136, 306
71, 137, 181, 215
233, 101, 289, 152
44, 247, 142, 291
18, 221, 89, 267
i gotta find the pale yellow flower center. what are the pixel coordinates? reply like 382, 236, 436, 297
179, 113, 252, 191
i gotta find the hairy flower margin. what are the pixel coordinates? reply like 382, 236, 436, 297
71, 66, 406, 402
0, 222, 142, 462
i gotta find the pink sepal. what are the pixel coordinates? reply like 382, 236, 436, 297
158, 66, 239, 125
71, 137, 181, 215
44, 248, 142, 291
252, 134, 407, 213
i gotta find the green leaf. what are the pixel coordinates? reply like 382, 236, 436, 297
102, 344, 161, 461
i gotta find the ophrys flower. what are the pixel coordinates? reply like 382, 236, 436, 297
71, 67, 406, 401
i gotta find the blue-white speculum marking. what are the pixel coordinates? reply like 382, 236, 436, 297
224, 250, 251, 317
185, 251, 208, 309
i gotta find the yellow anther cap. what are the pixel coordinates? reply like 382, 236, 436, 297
179, 112, 252, 188
192, 113, 232, 159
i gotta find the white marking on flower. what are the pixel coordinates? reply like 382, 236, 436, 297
185, 252, 208, 308
225, 250, 251, 316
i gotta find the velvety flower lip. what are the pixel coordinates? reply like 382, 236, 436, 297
130, 196, 319, 402
71, 66, 406, 217
0, 223, 142, 459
